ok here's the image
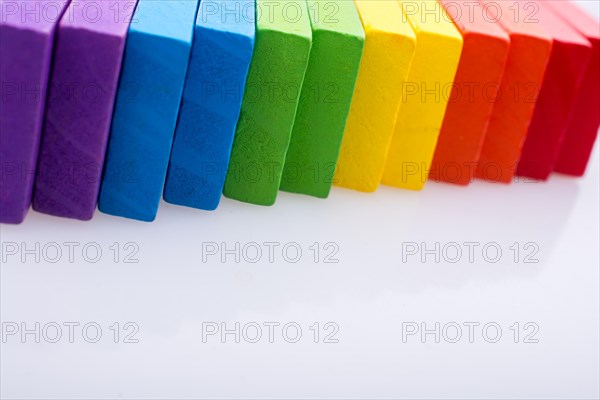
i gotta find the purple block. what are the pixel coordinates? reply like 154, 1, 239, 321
33, 0, 138, 220
0, 0, 70, 224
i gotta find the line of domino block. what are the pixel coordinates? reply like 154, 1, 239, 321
0, 0, 70, 224
515, 0, 592, 181
429, 0, 509, 186
279, 0, 365, 198
475, 0, 552, 183
98, 0, 200, 222
381, 0, 463, 191
164, 0, 255, 211
33, 0, 139, 220
334, 0, 417, 192
222, 0, 312, 206
3, 0, 600, 224
547, 0, 600, 177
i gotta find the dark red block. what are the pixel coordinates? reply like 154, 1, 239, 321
547, 0, 600, 177
516, 0, 592, 180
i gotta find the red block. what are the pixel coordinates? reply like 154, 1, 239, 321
516, 0, 592, 180
431, 0, 509, 185
475, 0, 552, 183
546, 0, 600, 177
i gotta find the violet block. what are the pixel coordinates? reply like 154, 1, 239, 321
33, 0, 139, 220
0, 0, 70, 224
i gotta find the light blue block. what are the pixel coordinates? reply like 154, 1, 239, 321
98, 0, 200, 221
164, 0, 256, 211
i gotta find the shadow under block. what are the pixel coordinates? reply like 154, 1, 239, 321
430, 0, 509, 186
381, 0, 463, 191
334, 0, 416, 192
0, 0, 70, 224
98, 0, 199, 222
32, 0, 139, 220
475, 0, 551, 183
515, 1, 591, 181
280, 1, 364, 198
164, 0, 255, 210
547, 0, 600, 177
223, 0, 312, 206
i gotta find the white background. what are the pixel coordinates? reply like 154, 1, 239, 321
1, 1, 599, 399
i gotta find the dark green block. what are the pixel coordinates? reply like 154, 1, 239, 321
280, 0, 365, 198
223, 0, 312, 206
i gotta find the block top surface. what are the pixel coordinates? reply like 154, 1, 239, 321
59, 0, 138, 36
129, 0, 198, 42
532, 0, 591, 47
398, 0, 462, 40
0, 0, 69, 33
307, 0, 364, 39
439, 0, 508, 41
479, 0, 549, 43
196, 0, 254, 38
256, 0, 311, 39
545, 0, 600, 41
354, 0, 415, 40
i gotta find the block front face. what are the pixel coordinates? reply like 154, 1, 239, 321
0, 0, 70, 224
98, 0, 199, 222
334, 0, 416, 193
475, 1, 552, 184
547, 1, 600, 177
280, 1, 365, 198
164, 0, 255, 211
516, 1, 592, 181
223, 1, 312, 206
1, 27, 49, 224
33, 1, 138, 220
430, 1, 509, 186
382, 0, 463, 191
554, 39, 600, 177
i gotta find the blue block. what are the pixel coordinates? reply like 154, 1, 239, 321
98, 0, 200, 221
163, 0, 256, 211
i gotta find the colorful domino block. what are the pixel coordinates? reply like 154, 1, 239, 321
164, 0, 255, 211
475, 0, 552, 183
516, 0, 592, 180
430, 0, 509, 186
33, 0, 138, 220
334, 0, 416, 192
223, 0, 312, 205
0, 0, 70, 224
280, 0, 364, 198
548, 0, 600, 177
382, 0, 463, 191
98, 0, 199, 221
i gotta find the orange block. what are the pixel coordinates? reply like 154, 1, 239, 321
430, 0, 509, 185
475, 0, 552, 183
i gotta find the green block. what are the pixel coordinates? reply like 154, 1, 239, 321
280, 0, 364, 198
223, 0, 312, 206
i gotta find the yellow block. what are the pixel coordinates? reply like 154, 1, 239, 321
382, 0, 463, 190
334, 0, 416, 192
